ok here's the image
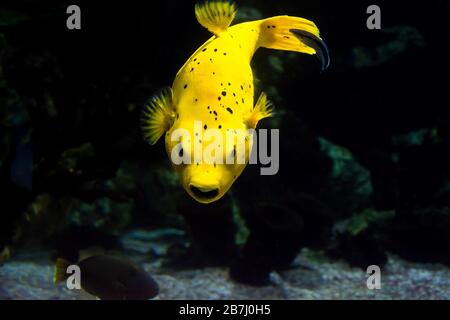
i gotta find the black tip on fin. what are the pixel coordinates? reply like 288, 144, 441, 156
289, 29, 330, 72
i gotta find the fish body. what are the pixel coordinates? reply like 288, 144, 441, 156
54, 255, 159, 300
142, 1, 329, 203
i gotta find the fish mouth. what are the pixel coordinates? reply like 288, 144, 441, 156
189, 185, 219, 201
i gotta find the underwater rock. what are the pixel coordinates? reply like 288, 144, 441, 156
387, 206, 450, 265
66, 196, 133, 232
132, 160, 186, 228
120, 228, 188, 256
317, 137, 373, 215
8, 194, 67, 247
6, 175, 135, 257
386, 126, 450, 265
327, 227, 388, 269
58, 143, 95, 175
230, 202, 304, 285
166, 196, 239, 268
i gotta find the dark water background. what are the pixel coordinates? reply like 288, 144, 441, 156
0, 0, 449, 291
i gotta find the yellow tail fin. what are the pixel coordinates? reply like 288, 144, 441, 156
195, 1, 237, 36
258, 16, 330, 70
53, 258, 71, 284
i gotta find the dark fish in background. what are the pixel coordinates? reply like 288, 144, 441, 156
54, 255, 159, 300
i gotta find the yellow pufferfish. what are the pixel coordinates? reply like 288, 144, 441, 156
142, 1, 329, 204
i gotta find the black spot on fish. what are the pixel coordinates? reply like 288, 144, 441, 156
215, 118, 217, 121
218, 125, 222, 129
284, 36, 290, 39
272, 25, 276, 28
218, 96, 221, 101
223, 52, 227, 55
249, 84, 251, 88
267, 25, 271, 29
202, 48, 207, 52
236, 101, 238, 105
213, 72, 215, 75
240, 85, 244, 90
226, 107, 233, 114
210, 58, 213, 62
233, 93, 236, 97
209, 111, 212, 114
242, 98, 245, 103
176, 113, 179, 119
213, 111, 217, 116
207, 106, 210, 109
228, 82, 231, 86
197, 62, 200, 65
214, 48, 217, 52
214, 162, 216, 168
190, 68, 194, 72
221, 91, 226, 96
194, 58, 197, 61
184, 84, 188, 89
204, 124, 207, 130
220, 83, 223, 86
195, 132, 199, 136
195, 98, 198, 102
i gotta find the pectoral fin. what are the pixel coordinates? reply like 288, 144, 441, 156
141, 87, 176, 145
244, 92, 273, 129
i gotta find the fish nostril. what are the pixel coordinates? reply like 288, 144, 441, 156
189, 185, 219, 199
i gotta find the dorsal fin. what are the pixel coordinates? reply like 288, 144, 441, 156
195, 1, 237, 36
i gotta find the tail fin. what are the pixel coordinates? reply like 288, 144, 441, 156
258, 16, 330, 70
53, 258, 71, 284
